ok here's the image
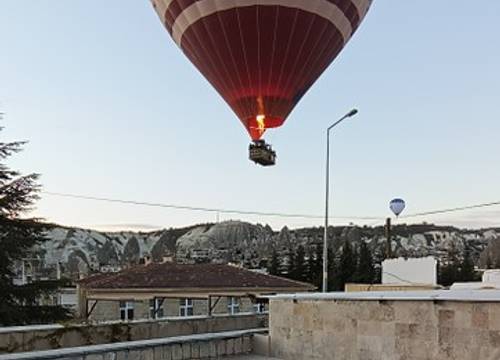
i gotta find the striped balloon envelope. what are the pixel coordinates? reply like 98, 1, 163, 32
151, 0, 373, 141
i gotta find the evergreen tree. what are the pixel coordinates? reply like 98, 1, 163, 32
338, 240, 357, 291
354, 241, 375, 284
304, 244, 323, 289
459, 250, 476, 282
438, 247, 460, 287
486, 254, 493, 270
328, 247, 339, 291
295, 245, 307, 281
313, 244, 323, 287
306, 248, 316, 285
282, 247, 295, 279
0, 124, 70, 325
268, 249, 280, 276
292, 245, 307, 281
438, 260, 456, 287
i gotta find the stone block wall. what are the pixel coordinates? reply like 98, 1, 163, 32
0, 313, 267, 354
269, 298, 500, 360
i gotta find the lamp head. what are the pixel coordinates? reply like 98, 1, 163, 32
347, 109, 358, 117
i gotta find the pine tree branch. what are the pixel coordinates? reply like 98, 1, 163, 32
0, 173, 41, 217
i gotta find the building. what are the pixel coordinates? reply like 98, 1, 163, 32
346, 256, 442, 292
56, 287, 78, 310
381, 256, 437, 285
78, 262, 314, 322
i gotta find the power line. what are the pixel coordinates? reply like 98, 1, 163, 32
364, 201, 500, 228
401, 201, 500, 219
41, 191, 382, 221
41, 191, 500, 223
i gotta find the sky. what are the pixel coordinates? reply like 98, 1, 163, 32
1, 1, 500, 231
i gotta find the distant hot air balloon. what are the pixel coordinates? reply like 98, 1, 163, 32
151, 0, 373, 165
389, 198, 406, 217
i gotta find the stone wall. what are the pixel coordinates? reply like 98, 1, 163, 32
0, 313, 267, 354
0, 329, 260, 360
269, 295, 500, 360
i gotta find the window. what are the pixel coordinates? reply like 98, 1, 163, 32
119, 301, 134, 321
253, 302, 265, 314
227, 297, 240, 315
179, 298, 193, 317
149, 298, 164, 319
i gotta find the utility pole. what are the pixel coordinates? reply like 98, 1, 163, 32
385, 217, 392, 259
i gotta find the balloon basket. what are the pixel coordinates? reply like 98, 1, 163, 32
249, 140, 276, 166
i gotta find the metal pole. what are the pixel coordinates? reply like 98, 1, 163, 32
322, 129, 330, 292
322, 109, 358, 293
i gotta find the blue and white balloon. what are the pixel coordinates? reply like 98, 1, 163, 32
389, 198, 406, 217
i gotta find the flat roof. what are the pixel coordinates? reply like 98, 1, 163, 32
267, 290, 500, 302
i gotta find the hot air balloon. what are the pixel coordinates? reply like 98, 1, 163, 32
389, 198, 406, 217
151, 0, 373, 166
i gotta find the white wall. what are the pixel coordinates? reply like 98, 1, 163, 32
382, 257, 437, 285
482, 270, 500, 284
58, 288, 78, 308
450, 270, 500, 290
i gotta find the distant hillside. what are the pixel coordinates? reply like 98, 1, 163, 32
17, 221, 500, 282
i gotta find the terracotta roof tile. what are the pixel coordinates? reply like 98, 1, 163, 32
79, 263, 315, 290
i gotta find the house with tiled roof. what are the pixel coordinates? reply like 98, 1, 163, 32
78, 262, 314, 322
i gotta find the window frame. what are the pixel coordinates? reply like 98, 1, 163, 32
149, 298, 164, 319
179, 298, 194, 317
253, 302, 265, 314
227, 297, 240, 315
119, 300, 134, 321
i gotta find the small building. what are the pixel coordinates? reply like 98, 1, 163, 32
78, 262, 314, 322
57, 287, 78, 310
382, 256, 437, 285
346, 256, 442, 292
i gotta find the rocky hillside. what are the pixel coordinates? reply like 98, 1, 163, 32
19, 221, 500, 282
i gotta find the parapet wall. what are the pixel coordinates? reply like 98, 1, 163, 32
0, 329, 261, 360
0, 313, 267, 354
269, 291, 500, 360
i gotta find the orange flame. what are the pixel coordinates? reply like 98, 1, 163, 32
256, 114, 266, 135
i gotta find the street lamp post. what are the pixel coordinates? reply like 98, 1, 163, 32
322, 109, 358, 292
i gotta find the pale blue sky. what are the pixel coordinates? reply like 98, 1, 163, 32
1, 1, 499, 230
